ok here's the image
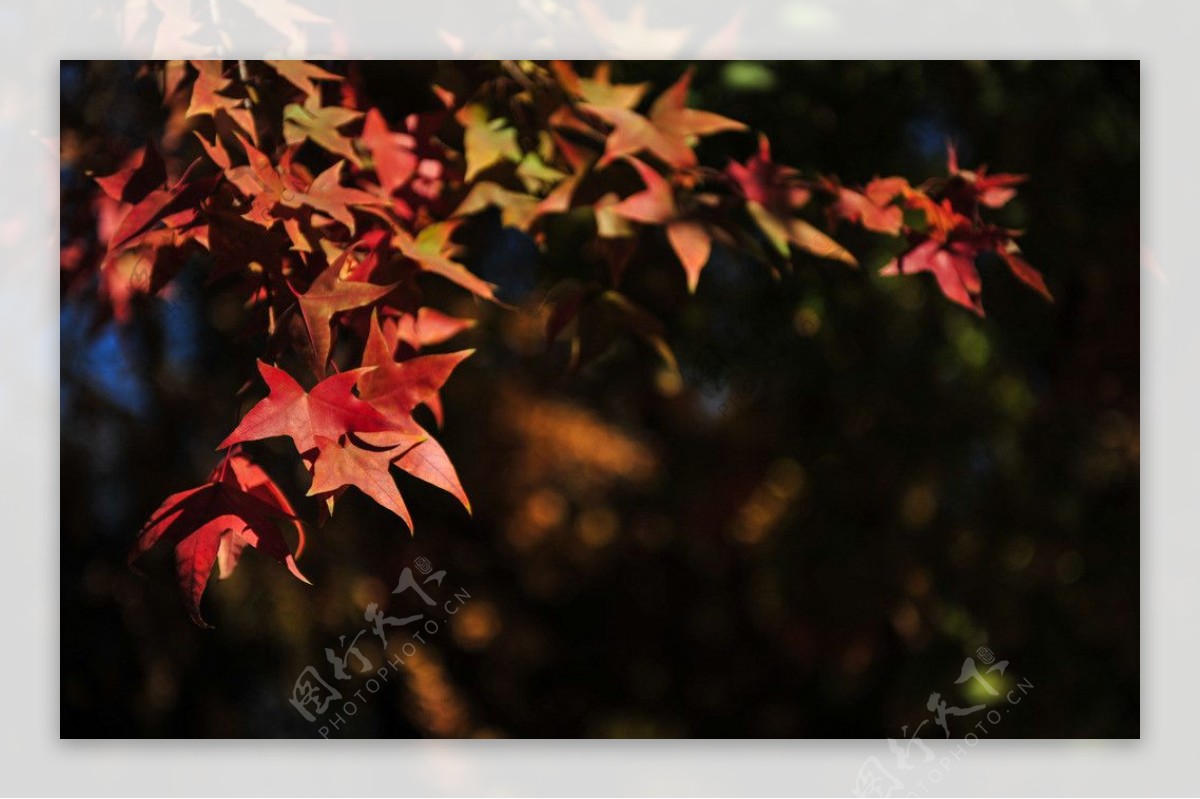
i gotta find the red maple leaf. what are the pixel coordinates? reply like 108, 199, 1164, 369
723, 142, 854, 267
386, 307, 475, 352
101, 158, 213, 254
881, 238, 984, 316
307, 434, 423, 529
84, 60, 1055, 630
227, 135, 379, 234
215, 450, 307, 579
186, 60, 257, 143
946, 142, 1027, 210
355, 428, 472, 515
607, 157, 714, 291
609, 156, 677, 224
129, 454, 309, 628
825, 177, 905, 236
95, 145, 167, 204
293, 254, 397, 372
298, 160, 381, 234
725, 134, 811, 216
355, 313, 473, 509
217, 361, 399, 456
358, 311, 474, 423
360, 108, 418, 197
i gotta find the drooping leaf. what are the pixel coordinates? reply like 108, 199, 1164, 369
1001, 244, 1053, 301
216, 450, 307, 579
666, 220, 712, 292
129, 456, 310, 627
95, 145, 167, 204
881, 238, 984, 316
744, 197, 855, 267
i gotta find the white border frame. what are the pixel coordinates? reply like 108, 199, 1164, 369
5, 0, 1186, 794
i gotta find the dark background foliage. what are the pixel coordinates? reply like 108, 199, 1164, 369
60, 60, 1139, 737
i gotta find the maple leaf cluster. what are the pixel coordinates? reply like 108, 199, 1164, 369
61, 60, 1049, 626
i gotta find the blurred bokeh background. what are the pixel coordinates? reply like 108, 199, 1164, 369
60, 61, 1139, 737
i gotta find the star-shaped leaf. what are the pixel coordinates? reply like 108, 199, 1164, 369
308, 434, 424, 529
359, 428, 471, 514
880, 238, 984, 316
457, 104, 522, 182
283, 94, 363, 166
726, 134, 810, 216
360, 108, 418, 196
300, 160, 381, 234
552, 61, 648, 110
395, 222, 499, 301
583, 68, 745, 168
217, 361, 398, 455
265, 59, 341, 99
946, 142, 1027, 209
186, 60, 256, 143
387, 307, 475, 351
359, 310, 474, 420
453, 182, 541, 231
608, 157, 713, 291
354, 310, 474, 512
294, 255, 398, 371
227, 136, 378, 233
